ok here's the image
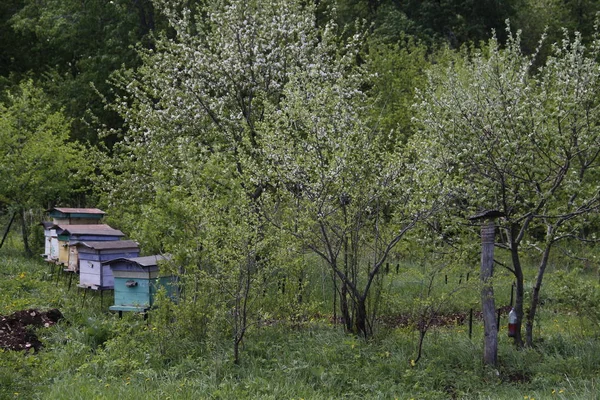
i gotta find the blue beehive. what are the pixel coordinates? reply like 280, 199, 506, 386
103, 255, 176, 313
75, 240, 140, 290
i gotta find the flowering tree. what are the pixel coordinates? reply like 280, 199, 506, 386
413, 26, 600, 346
99, 0, 357, 359
101, 0, 445, 346
258, 61, 444, 337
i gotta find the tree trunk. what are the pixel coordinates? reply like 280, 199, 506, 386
509, 228, 525, 348
340, 281, 353, 332
354, 296, 369, 339
481, 220, 497, 367
526, 234, 554, 347
233, 336, 241, 365
332, 271, 337, 324
414, 328, 427, 364
0, 211, 17, 251
20, 208, 31, 256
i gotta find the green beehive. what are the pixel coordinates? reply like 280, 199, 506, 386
102, 255, 176, 313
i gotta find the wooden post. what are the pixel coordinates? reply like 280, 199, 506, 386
469, 308, 473, 339
19, 208, 31, 256
469, 210, 504, 368
497, 308, 501, 332
480, 219, 498, 367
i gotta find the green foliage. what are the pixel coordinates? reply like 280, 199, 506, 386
7, 0, 160, 143
0, 79, 89, 254
514, 0, 600, 56
549, 269, 600, 329
0, 80, 87, 210
364, 36, 430, 143
0, 0, 38, 85
326, 0, 517, 46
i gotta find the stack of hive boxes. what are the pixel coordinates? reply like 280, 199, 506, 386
42, 207, 106, 263
41, 208, 139, 290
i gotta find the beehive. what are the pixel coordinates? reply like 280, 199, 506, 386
75, 240, 140, 290
40, 222, 59, 261
103, 255, 176, 313
41, 208, 106, 263
47, 207, 105, 225
54, 224, 125, 271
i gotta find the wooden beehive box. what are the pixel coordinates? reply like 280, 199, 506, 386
47, 207, 106, 225
75, 240, 140, 290
41, 208, 105, 263
103, 255, 176, 313
55, 224, 125, 271
40, 222, 60, 261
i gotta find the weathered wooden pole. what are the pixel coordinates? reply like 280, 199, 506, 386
470, 210, 504, 368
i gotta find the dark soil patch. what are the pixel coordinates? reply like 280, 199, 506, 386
0, 308, 62, 351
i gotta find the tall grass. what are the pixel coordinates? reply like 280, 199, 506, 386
2, 238, 600, 399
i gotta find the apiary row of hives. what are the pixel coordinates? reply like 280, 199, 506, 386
41, 208, 175, 313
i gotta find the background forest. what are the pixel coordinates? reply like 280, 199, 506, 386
2, 0, 600, 399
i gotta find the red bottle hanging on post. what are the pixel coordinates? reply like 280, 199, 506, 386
508, 308, 517, 337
